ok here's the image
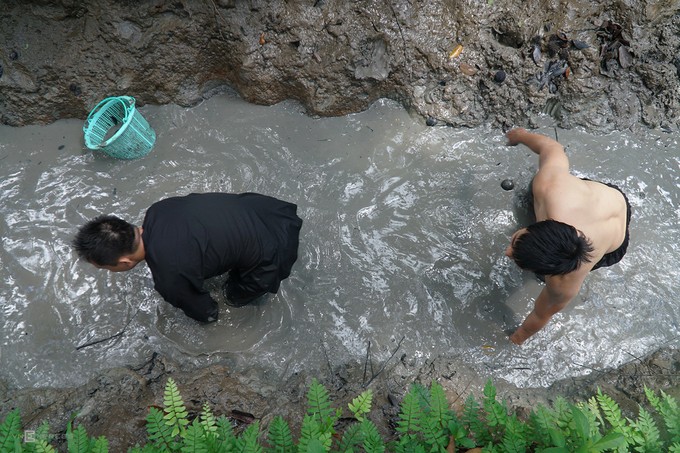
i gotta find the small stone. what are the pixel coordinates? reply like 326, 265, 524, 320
9, 50, 19, 61
58, 145, 65, 150
425, 117, 437, 127
501, 179, 514, 191
494, 70, 506, 83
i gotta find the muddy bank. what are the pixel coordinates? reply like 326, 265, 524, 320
1, 0, 679, 132
2, 348, 679, 451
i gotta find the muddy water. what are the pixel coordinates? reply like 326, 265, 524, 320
1, 90, 678, 389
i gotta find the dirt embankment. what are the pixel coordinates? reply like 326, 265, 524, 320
1, 0, 679, 132
2, 349, 679, 451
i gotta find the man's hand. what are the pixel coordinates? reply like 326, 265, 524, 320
506, 128, 528, 146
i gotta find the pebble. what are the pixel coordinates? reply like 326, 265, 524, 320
494, 70, 506, 83
9, 50, 19, 61
425, 117, 437, 127
501, 179, 514, 191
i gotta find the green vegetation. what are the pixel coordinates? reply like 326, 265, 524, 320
1, 378, 680, 452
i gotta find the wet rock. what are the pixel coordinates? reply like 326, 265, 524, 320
9, 50, 19, 61
494, 70, 506, 83
501, 179, 514, 190
425, 117, 437, 126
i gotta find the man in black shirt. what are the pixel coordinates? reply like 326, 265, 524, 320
73, 193, 303, 322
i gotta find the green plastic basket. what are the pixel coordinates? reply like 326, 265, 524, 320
83, 96, 156, 160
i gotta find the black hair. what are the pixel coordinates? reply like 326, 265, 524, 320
72, 215, 136, 266
512, 220, 594, 275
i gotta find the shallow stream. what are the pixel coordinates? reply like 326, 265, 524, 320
1, 91, 678, 389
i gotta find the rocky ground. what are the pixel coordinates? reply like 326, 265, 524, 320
2, 0, 680, 450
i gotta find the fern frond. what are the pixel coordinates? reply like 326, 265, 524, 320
199, 403, 217, 435
163, 378, 190, 437
427, 383, 453, 431
33, 440, 57, 453
630, 406, 662, 453
419, 416, 448, 451
596, 389, 628, 434
266, 416, 294, 453
210, 416, 236, 451
234, 421, 262, 453
91, 436, 109, 453
180, 419, 208, 453
336, 422, 364, 453
360, 419, 385, 453
0, 409, 22, 450
146, 406, 178, 451
462, 393, 489, 445
500, 416, 528, 453
529, 404, 556, 446
66, 423, 91, 453
306, 379, 333, 422
396, 387, 423, 435
669, 442, 680, 452
298, 414, 322, 453
659, 390, 680, 443
348, 389, 373, 422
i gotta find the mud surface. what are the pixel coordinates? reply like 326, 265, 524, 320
2, 0, 679, 132
2, 349, 679, 451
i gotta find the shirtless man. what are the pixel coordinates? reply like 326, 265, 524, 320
504, 128, 631, 345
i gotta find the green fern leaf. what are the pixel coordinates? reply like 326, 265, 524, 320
163, 378, 190, 437
396, 386, 423, 435
180, 419, 208, 453
596, 389, 627, 433
360, 420, 385, 453
89, 436, 109, 453
462, 393, 489, 445
348, 389, 373, 422
419, 416, 447, 450
336, 422, 364, 453
211, 416, 236, 452
33, 440, 57, 453
669, 442, 680, 452
147, 406, 178, 451
500, 416, 528, 453
306, 379, 333, 421
0, 409, 22, 450
235, 421, 262, 453
427, 383, 453, 431
529, 405, 557, 446
266, 416, 294, 453
301, 438, 326, 453
630, 406, 661, 452
66, 423, 91, 453
199, 403, 217, 435
659, 390, 680, 442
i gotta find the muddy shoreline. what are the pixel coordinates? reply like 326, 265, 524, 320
2, 0, 679, 132
2, 348, 679, 451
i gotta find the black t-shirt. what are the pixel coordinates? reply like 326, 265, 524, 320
141, 192, 301, 322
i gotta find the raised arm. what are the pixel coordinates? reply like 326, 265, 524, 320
506, 128, 569, 173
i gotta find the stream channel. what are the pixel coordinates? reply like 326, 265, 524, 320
1, 90, 678, 391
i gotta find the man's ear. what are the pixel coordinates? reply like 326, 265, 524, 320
118, 256, 135, 268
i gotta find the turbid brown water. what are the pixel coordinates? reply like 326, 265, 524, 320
1, 90, 678, 390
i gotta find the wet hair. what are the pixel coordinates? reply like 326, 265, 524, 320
512, 220, 594, 275
72, 215, 137, 266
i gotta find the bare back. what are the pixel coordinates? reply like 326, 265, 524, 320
533, 173, 628, 266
